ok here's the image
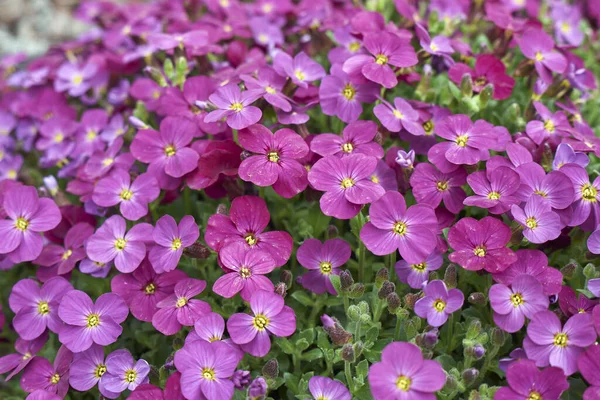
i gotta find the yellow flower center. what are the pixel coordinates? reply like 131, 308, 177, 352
320, 261, 332, 275
202, 367, 216, 381
38, 301, 50, 315
176, 297, 188, 308
295, 70, 305, 81
393, 221, 407, 236
349, 42, 361, 52
455, 135, 469, 147
15, 217, 29, 231
534, 190, 547, 197
411, 263, 427, 272
62, 249, 73, 260
86, 130, 97, 141
474, 76, 487, 87
94, 261, 105, 268
120, 189, 133, 201
50, 373, 61, 384
164, 145, 176, 157
72, 75, 83, 85
87, 313, 100, 328
342, 84, 355, 100
553, 333, 568, 348
342, 143, 354, 153
433, 299, 446, 312
423, 120, 434, 135
487, 191, 501, 200
240, 267, 251, 278
258, 34, 268, 44
267, 151, 280, 162
253, 314, 270, 330
125, 369, 137, 383
115, 238, 127, 251
375, 54, 388, 65
396, 375, 411, 391
341, 177, 354, 189
582, 184, 597, 202
172, 238, 182, 250
544, 120, 555, 133
430, 43, 439, 52
371, 175, 380, 184
144, 283, 156, 294
527, 391, 542, 400
510, 293, 525, 307
526, 217, 538, 229
474, 246, 486, 257
393, 109, 404, 119
560, 22, 570, 33
535, 52, 544, 61
437, 181, 449, 191
245, 233, 258, 246
95, 364, 107, 378
7, 170, 16, 179
22, 352, 32, 360
230, 102, 244, 112
102, 158, 114, 167
54, 133, 64, 143
265, 86, 276, 94
208, 336, 220, 342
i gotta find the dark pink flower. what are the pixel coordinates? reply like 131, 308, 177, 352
448, 55, 515, 100
495, 359, 568, 400
410, 162, 467, 214
310, 120, 384, 159
20, 345, 72, 397
518, 28, 567, 84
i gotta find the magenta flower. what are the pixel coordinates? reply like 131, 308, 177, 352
395, 250, 443, 289
511, 196, 562, 244
448, 54, 515, 100
54, 62, 97, 97
308, 154, 385, 219
130, 116, 199, 180
58, 290, 128, 352
242, 66, 291, 112
174, 340, 239, 400
371, 160, 398, 192
559, 286, 598, 317
34, 222, 93, 276
360, 191, 438, 263
227, 290, 296, 357
152, 278, 211, 335
525, 102, 570, 145
69, 344, 118, 398
490, 274, 549, 333
493, 250, 563, 296
9, 277, 73, 340
20, 345, 72, 398
560, 164, 600, 227
515, 162, 574, 210
410, 162, 467, 214
101, 349, 150, 397
128, 372, 183, 400
204, 196, 293, 267
0, 185, 61, 263
149, 215, 199, 273
86, 215, 153, 273
495, 359, 569, 400
578, 345, 600, 400
204, 83, 262, 130
524, 311, 596, 375
552, 143, 589, 170
83, 137, 134, 180
111, 260, 187, 322
416, 23, 454, 59
273, 51, 326, 88
147, 30, 208, 51
297, 238, 351, 295
92, 170, 159, 221
368, 342, 446, 399
0, 333, 47, 380
464, 166, 520, 214
374, 97, 425, 136
213, 242, 276, 301
414, 280, 464, 327
309, 376, 351, 400
238, 124, 309, 198
315, 122, 383, 159
343, 31, 417, 88
187, 312, 245, 362
518, 28, 567, 84
589, 228, 600, 255
448, 216, 517, 273
319, 64, 378, 123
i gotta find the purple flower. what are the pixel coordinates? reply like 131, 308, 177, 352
69, 344, 118, 398
20, 345, 72, 397
560, 164, 600, 227
414, 280, 464, 327
86, 215, 153, 273
490, 274, 549, 333
416, 23, 454, 59
54, 62, 97, 97
559, 285, 598, 317
74, 109, 107, 156
174, 340, 239, 400
395, 250, 443, 289
0, 333, 47, 380
58, 290, 128, 352
309, 376, 351, 400
493, 250, 562, 296
9, 277, 73, 340
343, 32, 417, 89
395, 149, 415, 169
308, 154, 385, 219
238, 124, 309, 198
495, 359, 568, 400
360, 191, 438, 263
273, 51, 326, 88
448, 216, 517, 273
525, 102, 570, 145
101, 349, 150, 397
128, 372, 183, 400
130, 116, 199, 180
464, 166, 520, 214
149, 215, 199, 273
578, 345, 600, 400
449, 54, 515, 100
248, 376, 267, 399
368, 342, 446, 399
92, 170, 160, 221
374, 97, 425, 135
589, 228, 600, 255
410, 162, 467, 214
147, 30, 208, 51
0, 185, 61, 263
371, 160, 398, 192
83, 137, 134, 180
523, 311, 596, 375
319, 64, 378, 123
297, 238, 351, 295
152, 278, 211, 336
242, 66, 292, 112
213, 242, 276, 300
518, 28, 567, 84
34, 222, 93, 276
311, 120, 384, 159
227, 290, 296, 357
111, 260, 187, 323
515, 162, 574, 210
204, 83, 262, 130
511, 196, 562, 244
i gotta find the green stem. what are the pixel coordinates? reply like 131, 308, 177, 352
388, 251, 397, 284
183, 187, 192, 215
355, 320, 362, 340
308, 297, 324, 327
343, 295, 350, 315
358, 241, 366, 283
446, 312, 455, 353
345, 361, 355, 393
293, 353, 301, 373
394, 316, 402, 340
373, 299, 384, 324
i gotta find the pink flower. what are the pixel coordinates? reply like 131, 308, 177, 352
148, 215, 199, 273
297, 238, 351, 295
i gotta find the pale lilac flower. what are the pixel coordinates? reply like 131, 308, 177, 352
273, 51, 326, 88
148, 215, 199, 273
204, 83, 262, 130
511, 196, 562, 244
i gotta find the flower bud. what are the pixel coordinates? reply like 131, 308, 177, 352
468, 292, 487, 306
374, 130, 384, 145
479, 84, 494, 108
327, 224, 339, 238
232, 370, 251, 389
172, 337, 184, 350
491, 328, 505, 346
274, 282, 287, 297
280, 270, 293, 287
467, 344, 486, 360
444, 264, 457, 288
353, 341, 364, 358
262, 359, 279, 379
403, 293, 419, 310
560, 263, 577, 279
349, 283, 365, 298
395, 149, 415, 169
347, 305, 361, 321
128, 116, 149, 130
445, 374, 459, 391
321, 314, 336, 329
396, 307, 410, 320
342, 343, 355, 362
358, 301, 370, 315
248, 377, 267, 400
386, 293, 401, 314
340, 270, 354, 290
359, 313, 371, 324
183, 243, 211, 259
240, 150, 253, 161
216, 204, 228, 215
329, 325, 353, 346
144, 66, 167, 87
378, 281, 395, 299
375, 268, 389, 288
462, 368, 479, 385
583, 263, 597, 279
460, 73, 473, 97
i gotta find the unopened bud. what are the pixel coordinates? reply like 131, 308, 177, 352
375, 268, 389, 288
466, 344, 486, 360
479, 84, 494, 108
359, 313, 371, 324
172, 337, 184, 350
444, 264, 457, 288
349, 283, 365, 298
583, 263, 597, 279
468, 292, 487, 306
328, 325, 353, 346
386, 293, 401, 313
374, 130, 384, 145
321, 314, 336, 329
327, 224, 339, 238
462, 368, 479, 385
274, 282, 287, 297
216, 204, 228, 215
232, 370, 251, 389
340, 270, 354, 290
347, 305, 361, 321
128, 116, 149, 130
358, 301, 370, 315
445, 374, 458, 391
342, 343, 355, 362
353, 341, 363, 358
491, 328, 505, 346
460, 73, 473, 97
183, 243, 211, 259
248, 377, 267, 400
280, 270, 293, 287
560, 263, 577, 279
144, 66, 167, 87
378, 281, 395, 299
262, 359, 279, 379
403, 293, 419, 310
423, 328, 439, 348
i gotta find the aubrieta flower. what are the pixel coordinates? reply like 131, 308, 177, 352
54, 62, 97, 97
374, 97, 425, 136
147, 30, 208, 51
204, 83, 262, 130
490, 274, 549, 333
148, 215, 199, 273
20, 345, 72, 398
273, 51, 326, 88
238, 124, 309, 198
553, 143, 589, 170
228, 290, 296, 357
0, 185, 61, 263
92, 170, 160, 221
152, 278, 211, 335
69, 344, 118, 398
448, 216, 517, 273
515, 162, 574, 210
415, 23, 454, 60
111, 260, 187, 322
101, 349, 150, 397
560, 164, 600, 227
82, 137, 134, 180
525, 102, 570, 145
310, 120, 384, 159
360, 191, 438, 263
464, 166, 520, 214
410, 162, 467, 214
511, 196, 562, 244
58, 290, 128, 352
297, 238, 351, 295
86, 215, 153, 273
395, 250, 443, 289
493, 249, 563, 296
174, 340, 239, 400
308, 154, 385, 219
395, 149, 415, 169
578, 345, 600, 400
414, 280, 464, 327
308, 376, 351, 400
128, 372, 183, 400
559, 286, 598, 317
448, 54, 515, 100
242, 66, 292, 112
34, 222, 93, 277
213, 242, 276, 300
368, 341, 446, 400
518, 28, 567, 84
343, 31, 417, 89
495, 359, 569, 400
0, 333, 47, 380
523, 311, 596, 375
204, 195, 293, 267
9, 277, 73, 340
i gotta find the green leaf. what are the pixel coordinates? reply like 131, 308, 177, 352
308, 202, 331, 238
365, 326, 380, 344
277, 337, 295, 354
448, 81, 461, 100
295, 338, 310, 351
302, 348, 323, 361
297, 328, 315, 344
329, 274, 342, 294
284, 372, 300, 393
356, 359, 369, 380
291, 291, 315, 306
